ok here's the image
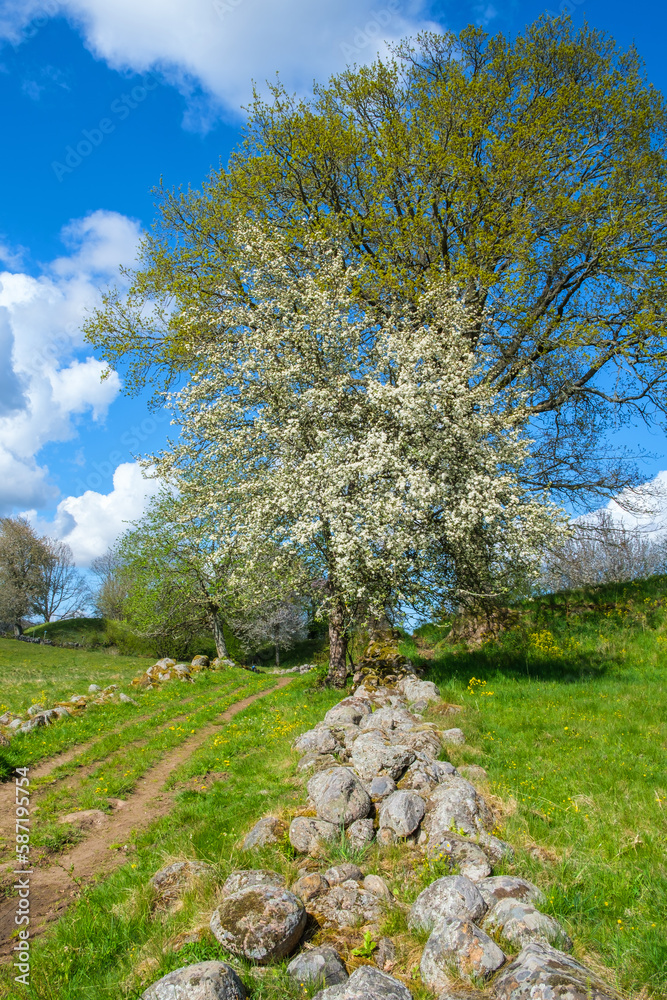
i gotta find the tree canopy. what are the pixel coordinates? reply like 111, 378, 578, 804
87, 16, 667, 509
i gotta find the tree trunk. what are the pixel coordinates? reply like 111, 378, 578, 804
327, 605, 348, 689
275, 643, 280, 667
13, 621, 23, 637
211, 613, 228, 658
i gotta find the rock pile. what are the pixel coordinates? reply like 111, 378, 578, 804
140, 647, 619, 1000
131, 654, 234, 689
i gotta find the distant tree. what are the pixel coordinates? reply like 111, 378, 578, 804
543, 509, 667, 589
233, 597, 309, 666
90, 546, 136, 620
0, 518, 48, 635
30, 539, 89, 622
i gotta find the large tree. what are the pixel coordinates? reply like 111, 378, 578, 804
30, 539, 89, 623
87, 17, 667, 510
150, 227, 562, 685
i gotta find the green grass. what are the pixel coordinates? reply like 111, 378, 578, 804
404, 575, 667, 996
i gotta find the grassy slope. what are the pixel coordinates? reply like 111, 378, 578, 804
407, 576, 667, 996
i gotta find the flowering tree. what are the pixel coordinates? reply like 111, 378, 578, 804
232, 597, 309, 667
153, 228, 563, 686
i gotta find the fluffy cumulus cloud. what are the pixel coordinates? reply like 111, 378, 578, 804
0, 210, 141, 512
25, 461, 161, 566
0, 0, 441, 120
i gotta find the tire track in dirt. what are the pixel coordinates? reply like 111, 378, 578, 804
0, 679, 291, 959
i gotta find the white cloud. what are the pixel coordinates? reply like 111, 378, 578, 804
604, 471, 667, 535
0, 210, 141, 512
0, 0, 441, 121
25, 461, 161, 566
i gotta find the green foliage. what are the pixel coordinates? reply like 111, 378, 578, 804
86, 17, 667, 506
351, 931, 378, 957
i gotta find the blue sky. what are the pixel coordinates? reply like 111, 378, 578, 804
0, 0, 665, 564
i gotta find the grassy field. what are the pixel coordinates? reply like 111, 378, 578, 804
0, 578, 665, 998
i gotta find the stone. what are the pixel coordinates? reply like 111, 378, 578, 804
389, 728, 442, 758
363, 874, 392, 901
378, 790, 425, 837
210, 884, 306, 964
307, 768, 371, 827
426, 832, 492, 881
297, 753, 338, 774
88, 684, 101, 693
493, 941, 617, 1000
374, 935, 397, 971
142, 961, 247, 1000
312, 964, 413, 1000
242, 816, 286, 850
409, 876, 487, 932
478, 832, 514, 864
289, 816, 338, 854
59, 809, 110, 830
441, 728, 465, 745
360, 706, 419, 733
347, 818, 375, 849
52, 706, 70, 718
376, 827, 397, 847
426, 776, 493, 841
287, 946, 349, 987
0, 733, 10, 746
477, 876, 545, 910
368, 775, 397, 801
483, 898, 573, 950
221, 869, 285, 897
458, 764, 488, 782
411, 699, 429, 714
323, 697, 372, 727
323, 863, 363, 885
292, 872, 330, 903
0, 712, 13, 726
192, 655, 210, 667
119, 692, 138, 705
150, 861, 212, 907
27, 704, 44, 716
399, 757, 456, 794
154, 658, 177, 669
8, 719, 22, 730
350, 732, 415, 783
396, 677, 440, 704
311, 880, 388, 928
294, 727, 343, 756
420, 918, 505, 987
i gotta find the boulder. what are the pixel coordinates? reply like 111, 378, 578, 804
192, 655, 210, 668
483, 898, 573, 950
155, 658, 177, 669
323, 697, 372, 727
493, 941, 617, 1000
323, 863, 363, 885
477, 875, 545, 910
150, 860, 213, 906
88, 684, 101, 693
420, 918, 505, 987
378, 790, 425, 837
350, 733, 415, 783
210, 884, 306, 964
289, 816, 338, 854
399, 757, 456, 795
388, 728, 442, 759
426, 776, 493, 841
307, 768, 371, 827
458, 764, 488, 782
312, 964, 413, 1000
441, 728, 465, 745
363, 874, 393, 901
142, 961, 246, 1000
425, 832, 491, 881
119, 693, 138, 705
409, 875, 487, 932
27, 704, 44, 716
396, 677, 440, 704
478, 832, 514, 864
346, 818, 375, 849
368, 775, 397, 801
294, 727, 343, 756
292, 872, 330, 903
360, 706, 420, 733
311, 879, 388, 929
242, 817, 286, 850
297, 753, 338, 774
287, 946, 348, 987
221, 869, 285, 897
